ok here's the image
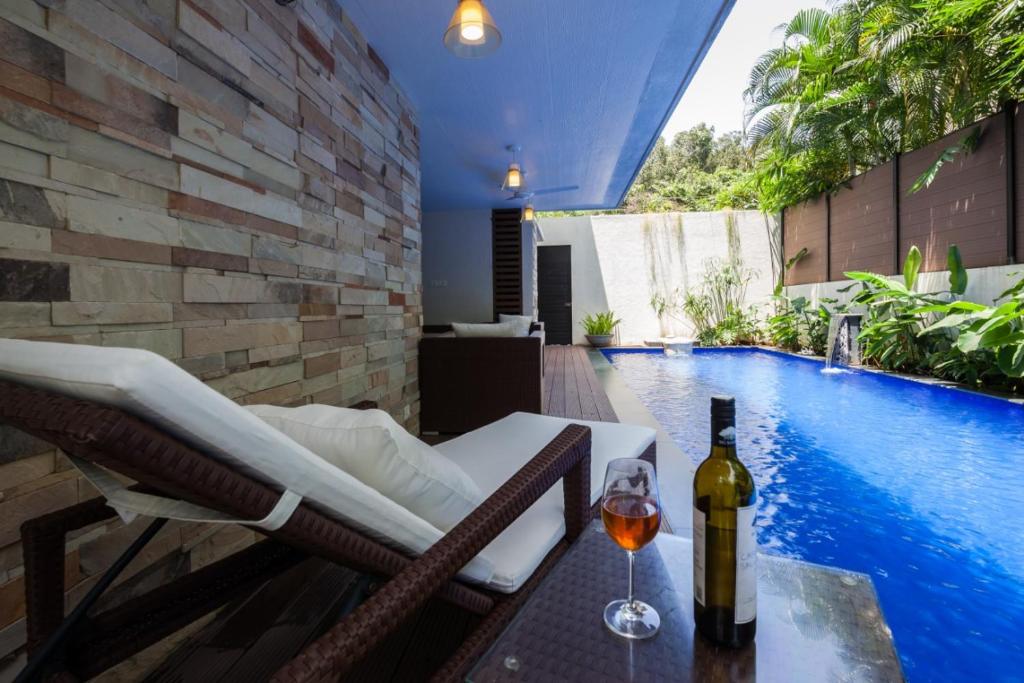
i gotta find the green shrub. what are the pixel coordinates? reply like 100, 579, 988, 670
650, 258, 765, 347
767, 295, 839, 354
580, 311, 622, 336
919, 275, 1024, 380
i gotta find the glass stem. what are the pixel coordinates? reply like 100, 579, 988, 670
627, 550, 636, 611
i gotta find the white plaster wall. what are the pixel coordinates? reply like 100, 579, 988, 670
538, 211, 777, 345
422, 209, 493, 325
522, 221, 540, 320
786, 263, 1023, 310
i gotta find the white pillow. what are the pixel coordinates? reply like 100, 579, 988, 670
451, 321, 518, 338
245, 404, 484, 532
498, 314, 533, 337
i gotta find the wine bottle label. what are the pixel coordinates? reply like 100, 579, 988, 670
714, 425, 736, 447
734, 503, 757, 624
692, 505, 706, 607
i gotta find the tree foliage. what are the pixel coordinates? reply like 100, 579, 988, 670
745, 0, 1024, 212
621, 124, 757, 213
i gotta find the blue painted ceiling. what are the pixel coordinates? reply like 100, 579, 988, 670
341, 1, 734, 212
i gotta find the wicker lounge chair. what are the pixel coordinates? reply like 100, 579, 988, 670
0, 340, 655, 682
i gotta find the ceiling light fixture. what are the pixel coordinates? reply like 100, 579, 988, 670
503, 145, 523, 190
444, 0, 501, 58
505, 162, 522, 190
522, 204, 535, 222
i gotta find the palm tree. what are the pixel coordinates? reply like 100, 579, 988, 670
744, 0, 1024, 213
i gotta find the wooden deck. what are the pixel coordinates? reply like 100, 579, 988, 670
543, 345, 618, 422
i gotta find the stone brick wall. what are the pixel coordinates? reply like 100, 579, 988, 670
0, 0, 421, 672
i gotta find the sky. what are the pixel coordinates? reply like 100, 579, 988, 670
661, 0, 829, 141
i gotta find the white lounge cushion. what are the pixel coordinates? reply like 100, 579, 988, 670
498, 314, 533, 337
245, 404, 483, 532
0, 339, 495, 584
451, 321, 518, 338
435, 412, 656, 592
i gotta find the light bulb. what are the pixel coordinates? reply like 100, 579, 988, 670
459, 4, 485, 42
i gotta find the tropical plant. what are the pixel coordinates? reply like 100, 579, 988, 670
580, 311, 622, 336
718, 306, 764, 346
847, 245, 968, 372
804, 298, 838, 356
773, 247, 808, 297
767, 300, 803, 350
768, 294, 840, 354
702, 258, 754, 324
649, 258, 763, 346
744, 1, 1024, 212
918, 274, 1024, 378
681, 291, 714, 340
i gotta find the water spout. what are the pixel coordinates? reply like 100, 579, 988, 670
822, 314, 861, 374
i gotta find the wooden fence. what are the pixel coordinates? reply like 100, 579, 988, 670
783, 103, 1021, 285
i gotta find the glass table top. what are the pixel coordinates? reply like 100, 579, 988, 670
468, 521, 902, 682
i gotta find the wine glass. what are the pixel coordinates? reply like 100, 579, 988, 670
601, 457, 662, 639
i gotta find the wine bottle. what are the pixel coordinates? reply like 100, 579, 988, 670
692, 395, 757, 647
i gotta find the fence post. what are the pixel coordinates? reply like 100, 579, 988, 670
892, 152, 901, 275
1006, 101, 1018, 264
779, 208, 786, 287
825, 193, 832, 282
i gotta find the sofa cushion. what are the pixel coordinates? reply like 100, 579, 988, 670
434, 412, 656, 592
0, 339, 495, 584
498, 314, 533, 337
451, 321, 518, 337
245, 404, 483, 532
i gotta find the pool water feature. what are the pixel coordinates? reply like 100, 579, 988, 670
604, 348, 1024, 682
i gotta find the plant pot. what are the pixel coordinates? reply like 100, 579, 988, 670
585, 334, 613, 348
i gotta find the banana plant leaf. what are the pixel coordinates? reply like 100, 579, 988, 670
903, 246, 922, 291
947, 245, 968, 295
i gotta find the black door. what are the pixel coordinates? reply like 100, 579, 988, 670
538, 245, 572, 345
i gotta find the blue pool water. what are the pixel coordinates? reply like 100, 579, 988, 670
604, 348, 1024, 682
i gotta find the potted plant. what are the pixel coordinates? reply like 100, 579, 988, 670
581, 311, 622, 347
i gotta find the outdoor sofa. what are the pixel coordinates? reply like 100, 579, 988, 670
0, 339, 654, 682
419, 321, 546, 434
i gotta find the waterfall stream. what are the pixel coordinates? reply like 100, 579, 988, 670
823, 314, 861, 373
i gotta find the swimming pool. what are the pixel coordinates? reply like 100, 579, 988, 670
604, 347, 1024, 682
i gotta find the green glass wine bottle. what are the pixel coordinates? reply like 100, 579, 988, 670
692, 395, 757, 647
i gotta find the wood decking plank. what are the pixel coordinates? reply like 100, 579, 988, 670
543, 346, 618, 423
547, 346, 566, 418
573, 349, 602, 421
562, 347, 583, 420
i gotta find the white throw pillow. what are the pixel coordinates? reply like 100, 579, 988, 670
451, 321, 518, 338
498, 314, 533, 337
245, 404, 484, 532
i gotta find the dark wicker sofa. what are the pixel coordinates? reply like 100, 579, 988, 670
419, 323, 545, 434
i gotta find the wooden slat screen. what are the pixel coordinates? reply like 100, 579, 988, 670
492, 208, 523, 316
899, 117, 1007, 270
829, 161, 896, 277
783, 104, 1023, 284
782, 197, 829, 285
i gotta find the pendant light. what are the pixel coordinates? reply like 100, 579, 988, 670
444, 0, 501, 58
503, 145, 523, 190
522, 204, 535, 222
505, 162, 522, 190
